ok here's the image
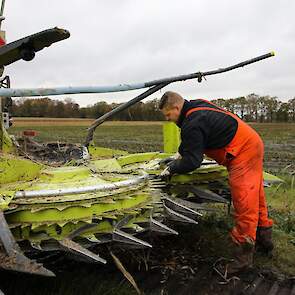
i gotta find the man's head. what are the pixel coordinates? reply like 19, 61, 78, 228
159, 91, 184, 123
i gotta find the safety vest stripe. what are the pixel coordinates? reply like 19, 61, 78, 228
185, 106, 230, 118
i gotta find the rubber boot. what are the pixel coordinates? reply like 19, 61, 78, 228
256, 226, 274, 254
226, 240, 255, 275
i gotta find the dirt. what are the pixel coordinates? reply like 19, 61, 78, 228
1, 222, 294, 295
15, 137, 85, 164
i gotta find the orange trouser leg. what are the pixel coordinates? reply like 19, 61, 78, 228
258, 176, 273, 228
227, 137, 273, 244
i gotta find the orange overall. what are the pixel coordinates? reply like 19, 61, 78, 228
186, 103, 273, 244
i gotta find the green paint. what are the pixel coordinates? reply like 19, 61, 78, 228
92, 158, 122, 172
0, 113, 15, 154
263, 171, 284, 184
88, 144, 128, 158
0, 155, 42, 185
11, 208, 152, 241
171, 169, 228, 183
117, 152, 161, 167
6, 193, 150, 223
0, 195, 13, 210
40, 166, 92, 182
163, 122, 180, 153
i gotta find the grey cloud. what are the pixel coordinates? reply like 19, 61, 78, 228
2, 0, 295, 106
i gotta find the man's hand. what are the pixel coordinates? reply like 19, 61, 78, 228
159, 152, 181, 166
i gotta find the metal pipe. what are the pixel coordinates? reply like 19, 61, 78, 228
85, 82, 169, 145
14, 174, 149, 198
0, 0, 5, 17
0, 52, 275, 97
0, 0, 5, 30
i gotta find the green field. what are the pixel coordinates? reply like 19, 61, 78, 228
11, 120, 163, 153
10, 120, 295, 171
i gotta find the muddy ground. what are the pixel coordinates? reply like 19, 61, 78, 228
1, 221, 294, 295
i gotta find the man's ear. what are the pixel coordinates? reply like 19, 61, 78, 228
174, 105, 181, 112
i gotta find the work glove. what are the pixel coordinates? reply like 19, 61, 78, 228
160, 166, 171, 178
157, 161, 175, 181
159, 152, 181, 166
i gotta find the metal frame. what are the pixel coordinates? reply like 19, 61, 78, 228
0, 52, 274, 98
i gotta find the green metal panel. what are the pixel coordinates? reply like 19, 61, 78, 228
88, 144, 128, 158
0, 155, 42, 185
117, 152, 161, 167
6, 193, 150, 223
163, 122, 180, 153
0, 113, 15, 153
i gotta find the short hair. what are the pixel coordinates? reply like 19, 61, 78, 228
159, 91, 184, 110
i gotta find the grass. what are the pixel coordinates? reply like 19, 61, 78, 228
258, 175, 295, 274
13, 118, 163, 127
9, 121, 295, 171
250, 123, 295, 143
10, 121, 164, 153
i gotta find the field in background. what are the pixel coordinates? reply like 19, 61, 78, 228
10, 119, 295, 173
13, 118, 162, 126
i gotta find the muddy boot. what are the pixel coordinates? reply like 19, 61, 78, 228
226, 240, 254, 275
256, 226, 274, 255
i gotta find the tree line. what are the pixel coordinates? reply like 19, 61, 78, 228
11, 97, 163, 121
211, 94, 295, 123
10, 94, 295, 122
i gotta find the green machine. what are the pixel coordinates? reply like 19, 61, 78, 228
0, 3, 280, 286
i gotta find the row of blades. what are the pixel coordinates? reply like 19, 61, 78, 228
0, 185, 229, 278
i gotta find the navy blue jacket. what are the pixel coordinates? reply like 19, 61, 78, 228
169, 99, 238, 174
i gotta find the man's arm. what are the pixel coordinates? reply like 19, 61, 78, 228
168, 119, 206, 174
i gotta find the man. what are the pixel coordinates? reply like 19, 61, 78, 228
158, 91, 273, 274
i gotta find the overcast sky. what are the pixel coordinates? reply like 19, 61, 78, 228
3, 0, 295, 106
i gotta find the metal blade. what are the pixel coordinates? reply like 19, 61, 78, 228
164, 195, 218, 212
188, 186, 229, 203
149, 183, 166, 187
115, 215, 133, 230
148, 178, 167, 188
149, 178, 166, 184
163, 204, 198, 224
150, 217, 178, 235
67, 223, 98, 239
0, 211, 21, 256
113, 229, 152, 248
59, 238, 106, 264
0, 211, 55, 277
163, 197, 203, 217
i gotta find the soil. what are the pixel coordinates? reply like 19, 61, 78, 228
16, 137, 85, 164
1, 222, 294, 295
